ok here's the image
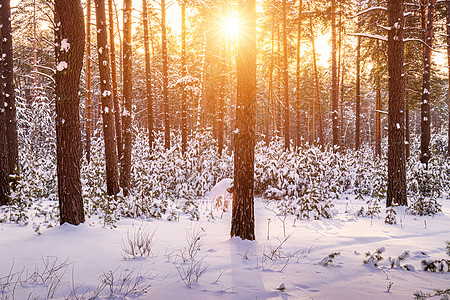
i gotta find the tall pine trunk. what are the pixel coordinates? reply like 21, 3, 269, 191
283, 0, 289, 150
1, 0, 18, 174
181, 0, 187, 153
296, 0, 302, 149
54, 0, 85, 225
331, 0, 339, 150
387, 0, 407, 207
108, 0, 123, 159
143, 0, 153, 150
375, 73, 382, 157
120, 0, 132, 195
218, 40, 225, 156
231, 0, 256, 241
420, 0, 434, 167
310, 14, 322, 147
355, 35, 361, 150
447, 0, 450, 157
94, 0, 120, 196
0, 56, 9, 206
86, 0, 92, 163
162, 0, 170, 149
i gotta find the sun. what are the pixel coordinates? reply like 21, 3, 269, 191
223, 16, 240, 36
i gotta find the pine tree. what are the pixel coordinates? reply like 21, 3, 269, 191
86, 0, 92, 163
0, 0, 18, 174
143, 0, 154, 150
94, 0, 120, 196
231, 0, 256, 241
447, 0, 450, 157
108, 0, 123, 159
283, 0, 289, 150
331, 0, 339, 150
54, 0, 86, 225
0, 52, 8, 206
120, 0, 132, 196
295, 0, 303, 149
162, 0, 170, 150
420, 0, 435, 167
387, 0, 407, 207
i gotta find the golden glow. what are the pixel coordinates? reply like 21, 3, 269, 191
315, 33, 331, 67
223, 16, 240, 37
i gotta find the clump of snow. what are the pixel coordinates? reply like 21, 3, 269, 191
56, 61, 68, 71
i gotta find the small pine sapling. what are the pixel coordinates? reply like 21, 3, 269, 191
385, 204, 398, 225
321, 252, 341, 266
363, 247, 385, 267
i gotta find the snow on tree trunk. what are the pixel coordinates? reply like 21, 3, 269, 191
331, 0, 339, 151
0, 54, 9, 206
231, 0, 256, 241
355, 34, 361, 151
54, 0, 85, 225
120, 0, 132, 196
86, 0, 92, 164
94, 0, 120, 196
1, 0, 18, 174
181, 0, 187, 154
108, 0, 123, 160
420, 0, 435, 166
387, 0, 407, 207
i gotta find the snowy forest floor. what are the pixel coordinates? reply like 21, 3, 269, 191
1, 191, 449, 299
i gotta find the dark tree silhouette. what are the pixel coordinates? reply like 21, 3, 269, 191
120, 0, 133, 196
94, 0, 120, 196
54, 0, 85, 225
231, 0, 256, 241
420, 0, 434, 167
143, 0, 154, 150
387, 0, 407, 207
0, 54, 8, 206
108, 0, 123, 160
1, 0, 18, 174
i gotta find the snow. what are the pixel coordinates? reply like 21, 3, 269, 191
102, 90, 111, 97
60, 38, 70, 52
1, 194, 449, 299
56, 61, 68, 71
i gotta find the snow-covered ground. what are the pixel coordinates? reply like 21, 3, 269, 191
1, 189, 449, 299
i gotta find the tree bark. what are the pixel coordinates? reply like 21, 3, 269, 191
0, 55, 9, 206
94, 0, 120, 196
86, 0, 92, 163
108, 0, 123, 160
120, 0, 132, 195
355, 35, 361, 151
375, 73, 382, 157
387, 0, 407, 207
162, 0, 170, 149
420, 0, 434, 166
283, 0, 289, 150
310, 14, 322, 147
54, 0, 86, 225
231, 0, 256, 241
218, 40, 225, 156
1, 0, 18, 174
181, 0, 187, 154
143, 0, 153, 150
296, 0, 302, 149
331, 0, 339, 150
447, 0, 450, 157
